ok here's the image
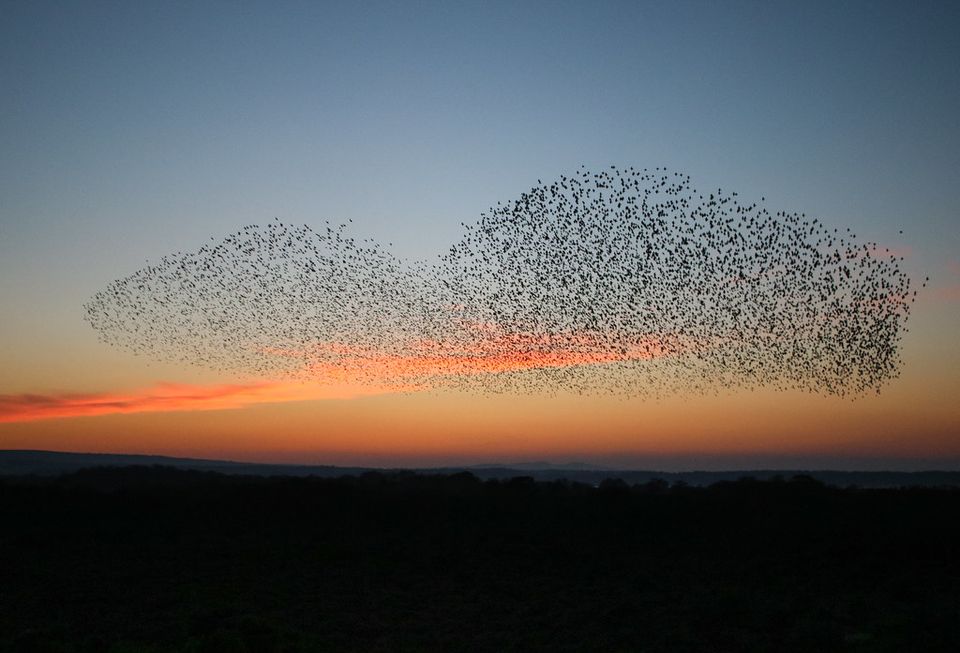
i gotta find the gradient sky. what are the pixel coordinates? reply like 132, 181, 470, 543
1, 0, 958, 469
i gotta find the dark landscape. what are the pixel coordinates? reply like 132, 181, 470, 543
5, 450, 960, 488
2, 456, 959, 652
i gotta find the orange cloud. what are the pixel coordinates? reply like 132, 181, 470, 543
1, 328, 681, 424
288, 329, 681, 382
0, 380, 404, 424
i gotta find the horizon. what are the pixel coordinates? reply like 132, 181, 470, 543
4, 448, 960, 474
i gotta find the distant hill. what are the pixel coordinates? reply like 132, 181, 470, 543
2, 449, 960, 488
470, 460, 611, 471
0, 450, 366, 478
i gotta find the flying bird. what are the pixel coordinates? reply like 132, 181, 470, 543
84, 167, 917, 398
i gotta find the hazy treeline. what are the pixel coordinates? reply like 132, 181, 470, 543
2, 467, 958, 652
5, 450, 960, 488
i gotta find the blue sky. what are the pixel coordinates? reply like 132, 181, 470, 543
3, 1, 957, 265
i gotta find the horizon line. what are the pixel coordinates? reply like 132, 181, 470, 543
3, 448, 960, 474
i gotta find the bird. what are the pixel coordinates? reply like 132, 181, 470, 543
83, 166, 917, 400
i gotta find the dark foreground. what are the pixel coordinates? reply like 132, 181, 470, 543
2, 468, 958, 652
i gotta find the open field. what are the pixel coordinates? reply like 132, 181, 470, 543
2, 466, 958, 652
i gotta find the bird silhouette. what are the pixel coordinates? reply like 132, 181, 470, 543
83, 167, 917, 399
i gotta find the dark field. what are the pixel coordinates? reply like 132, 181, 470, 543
2, 467, 958, 652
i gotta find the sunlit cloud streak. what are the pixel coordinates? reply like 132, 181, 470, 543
1, 332, 676, 422
0, 381, 401, 423
0, 382, 274, 423
299, 331, 680, 387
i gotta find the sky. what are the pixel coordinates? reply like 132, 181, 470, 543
1, 0, 958, 469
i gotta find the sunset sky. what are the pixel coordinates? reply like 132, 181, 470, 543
2, 1, 958, 469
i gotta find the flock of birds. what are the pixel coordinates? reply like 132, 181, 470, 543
84, 167, 918, 398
